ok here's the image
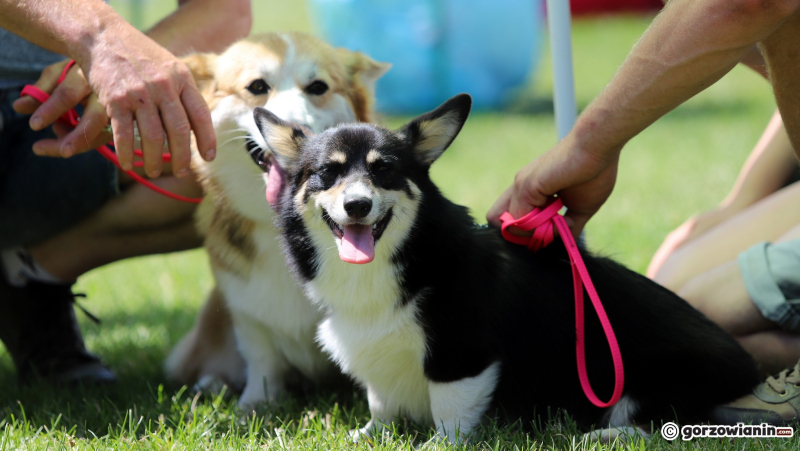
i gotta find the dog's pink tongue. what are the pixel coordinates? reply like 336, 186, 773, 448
265, 164, 284, 207
340, 225, 375, 264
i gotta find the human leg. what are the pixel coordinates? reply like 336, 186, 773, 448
27, 173, 202, 282
1, 86, 119, 383
653, 181, 800, 293
678, 224, 800, 372
1, 85, 202, 383
678, 261, 776, 337
708, 230, 800, 426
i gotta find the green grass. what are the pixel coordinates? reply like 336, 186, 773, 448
2, 4, 796, 450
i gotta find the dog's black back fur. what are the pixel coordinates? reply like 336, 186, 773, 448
402, 187, 758, 426
255, 95, 760, 429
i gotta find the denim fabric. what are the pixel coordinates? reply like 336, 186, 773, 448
0, 87, 118, 248
739, 239, 800, 333
0, 28, 63, 83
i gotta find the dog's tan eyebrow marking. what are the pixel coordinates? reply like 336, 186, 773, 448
329, 151, 347, 164
366, 149, 381, 164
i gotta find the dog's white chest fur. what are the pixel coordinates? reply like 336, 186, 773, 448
308, 250, 432, 423
219, 222, 320, 334
319, 304, 431, 423
218, 223, 323, 361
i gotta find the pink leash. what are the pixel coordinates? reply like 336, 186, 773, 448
19, 60, 202, 204
500, 198, 624, 408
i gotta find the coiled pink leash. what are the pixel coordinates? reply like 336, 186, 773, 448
20, 60, 202, 204
500, 198, 624, 408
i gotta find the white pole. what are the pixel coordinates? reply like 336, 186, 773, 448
546, 0, 577, 141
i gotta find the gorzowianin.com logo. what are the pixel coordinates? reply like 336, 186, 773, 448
660, 422, 794, 441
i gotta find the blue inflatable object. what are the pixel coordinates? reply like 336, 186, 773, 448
309, 0, 543, 113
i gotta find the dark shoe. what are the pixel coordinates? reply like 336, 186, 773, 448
713, 360, 800, 425
0, 272, 116, 385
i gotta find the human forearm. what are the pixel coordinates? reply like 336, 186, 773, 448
147, 0, 252, 55
2, 0, 216, 177
722, 111, 796, 211
488, 0, 800, 236
0, 0, 139, 67
570, 0, 799, 161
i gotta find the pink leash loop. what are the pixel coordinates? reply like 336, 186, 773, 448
500, 198, 624, 408
19, 61, 201, 204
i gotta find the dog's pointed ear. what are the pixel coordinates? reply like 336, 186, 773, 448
336, 48, 391, 95
253, 107, 309, 173
181, 52, 218, 96
336, 48, 391, 123
400, 94, 472, 166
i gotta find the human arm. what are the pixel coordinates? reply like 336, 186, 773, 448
487, 0, 800, 238
656, 0, 770, 79
2, 0, 251, 178
147, 0, 252, 55
646, 110, 796, 276
714, 111, 796, 215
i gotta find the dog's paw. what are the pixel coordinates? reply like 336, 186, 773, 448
349, 418, 391, 443
237, 387, 266, 410
349, 426, 372, 443
193, 375, 232, 398
237, 391, 271, 410
237, 377, 288, 409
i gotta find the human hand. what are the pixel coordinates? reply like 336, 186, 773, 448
13, 59, 113, 158
77, 23, 216, 178
487, 139, 620, 240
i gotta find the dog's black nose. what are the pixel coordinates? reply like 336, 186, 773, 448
344, 197, 372, 219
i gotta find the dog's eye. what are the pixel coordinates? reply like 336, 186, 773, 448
305, 80, 329, 96
319, 163, 342, 181
246, 79, 270, 95
322, 163, 341, 174
373, 162, 394, 173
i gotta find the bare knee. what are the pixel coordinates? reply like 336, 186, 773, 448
651, 256, 688, 293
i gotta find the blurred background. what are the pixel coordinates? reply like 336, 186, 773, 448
109, 0, 663, 113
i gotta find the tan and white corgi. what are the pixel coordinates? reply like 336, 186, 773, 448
164, 32, 389, 407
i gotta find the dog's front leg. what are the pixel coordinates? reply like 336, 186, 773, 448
231, 312, 290, 408
428, 362, 500, 444
350, 385, 397, 442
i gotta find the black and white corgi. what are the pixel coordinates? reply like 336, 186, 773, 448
251, 93, 760, 442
